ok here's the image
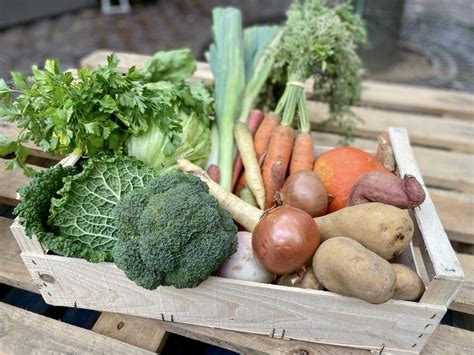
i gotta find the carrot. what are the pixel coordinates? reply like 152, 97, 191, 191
233, 113, 280, 196
231, 110, 264, 189
254, 112, 280, 160
178, 159, 262, 231
271, 160, 286, 192
207, 164, 220, 183
234, 122, 265, 209
262, 124, 294, 209
289, 132, 314, 175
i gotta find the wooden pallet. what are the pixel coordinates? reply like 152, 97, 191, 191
0, 49, 472, 353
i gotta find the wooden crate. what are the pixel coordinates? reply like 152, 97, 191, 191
9, 127, 464, 353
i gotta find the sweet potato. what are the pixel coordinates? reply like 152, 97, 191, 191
392, 263, 425, 301
313, 237, 397, 304
315, 203, 414, 260
346, 171, 426, 209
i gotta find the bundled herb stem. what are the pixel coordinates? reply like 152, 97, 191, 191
273, 0, 367, 139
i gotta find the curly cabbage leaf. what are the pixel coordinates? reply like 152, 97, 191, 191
14, 164, 78, 247
48, 155, 157, 262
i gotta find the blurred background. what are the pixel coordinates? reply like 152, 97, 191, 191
0, 0, 473, 92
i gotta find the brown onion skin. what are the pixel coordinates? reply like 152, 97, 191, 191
281, 171, 328, 217
252, 206, 320, 275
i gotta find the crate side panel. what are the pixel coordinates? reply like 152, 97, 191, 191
10, 218, 45, 254
21, 252, 444, 352
388, 127, 464, 306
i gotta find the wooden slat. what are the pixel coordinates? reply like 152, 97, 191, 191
0, 121, 61, 161
449, 254, 474, 315
158, 321, 369, 354
422, 325, 474, 354
0, 302, 153, 354
361, 81, 474, 120
430, 189, 474, 245
21, 251, 445, 353
92, 313, 169, 353
0, 217, 37, 293
0, 158, 40, 206
307, 101, 474, 153
389, 128, 463, 307
81, 50, 474, 120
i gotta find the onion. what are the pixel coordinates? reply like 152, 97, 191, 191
280, 171, 328, 217
252, 206, 320, 275
217, 232, 274, 283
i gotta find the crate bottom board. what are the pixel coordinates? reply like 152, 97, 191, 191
20, 251, 445, 353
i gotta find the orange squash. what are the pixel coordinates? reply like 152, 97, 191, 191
313, 147, 390, 212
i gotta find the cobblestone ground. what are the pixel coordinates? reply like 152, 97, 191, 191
0, 0, 472, 91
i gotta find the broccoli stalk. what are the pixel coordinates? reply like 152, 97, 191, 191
112, 173, 238, 289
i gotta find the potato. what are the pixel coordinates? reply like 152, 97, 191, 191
392, 263, 425, 301
315, 202, 413, 260
313, 237, 397, 304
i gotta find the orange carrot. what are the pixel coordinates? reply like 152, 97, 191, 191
254, 112, 280, 160
271, 160, 286, 192
262, 124, 294, 209
207, 164, 220, 183
231, 110, 264, 189
289, 132, 314, 175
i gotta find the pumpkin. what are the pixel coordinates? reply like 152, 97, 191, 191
313, 147, 390, 212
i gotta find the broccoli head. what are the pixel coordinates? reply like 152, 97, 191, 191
112, 172, 238, 289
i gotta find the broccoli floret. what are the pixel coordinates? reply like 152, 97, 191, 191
112, 173, 238, 289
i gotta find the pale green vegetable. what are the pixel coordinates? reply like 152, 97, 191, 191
209, 7, 245, 191
127, 109, 211, 173
47, 155, 157, 262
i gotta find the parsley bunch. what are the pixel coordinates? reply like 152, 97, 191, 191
272, 0, 367, 139
0, 51, 204, 175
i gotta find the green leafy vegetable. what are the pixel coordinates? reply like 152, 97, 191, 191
46, 155, 157, 262
0, 49, 211, 175
273, 0, 366, 137
14, 164, 78, 252
127, 81, 212, 172
113, 172, 238, 289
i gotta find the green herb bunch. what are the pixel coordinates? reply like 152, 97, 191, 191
272, 0, 367, 138
0, 51, 207, 175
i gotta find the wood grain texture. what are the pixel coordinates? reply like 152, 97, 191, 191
92, 312, 169, 353
80, 50, 474, 119
0, 302, 153, 355
0, 217, 37, 293
429, 190, 474, 245
422, 325, 474, 354
449, 254, 474, 315
0, 158, 40, 206
159, 321, 370, 355
20, 252, 444, 353
307, 101, 474, 153
0, 121, 61, 161
389, 128, 464, 306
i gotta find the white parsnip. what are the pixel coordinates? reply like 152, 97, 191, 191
177, 159, 261, 231
234, 122, 266, 209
